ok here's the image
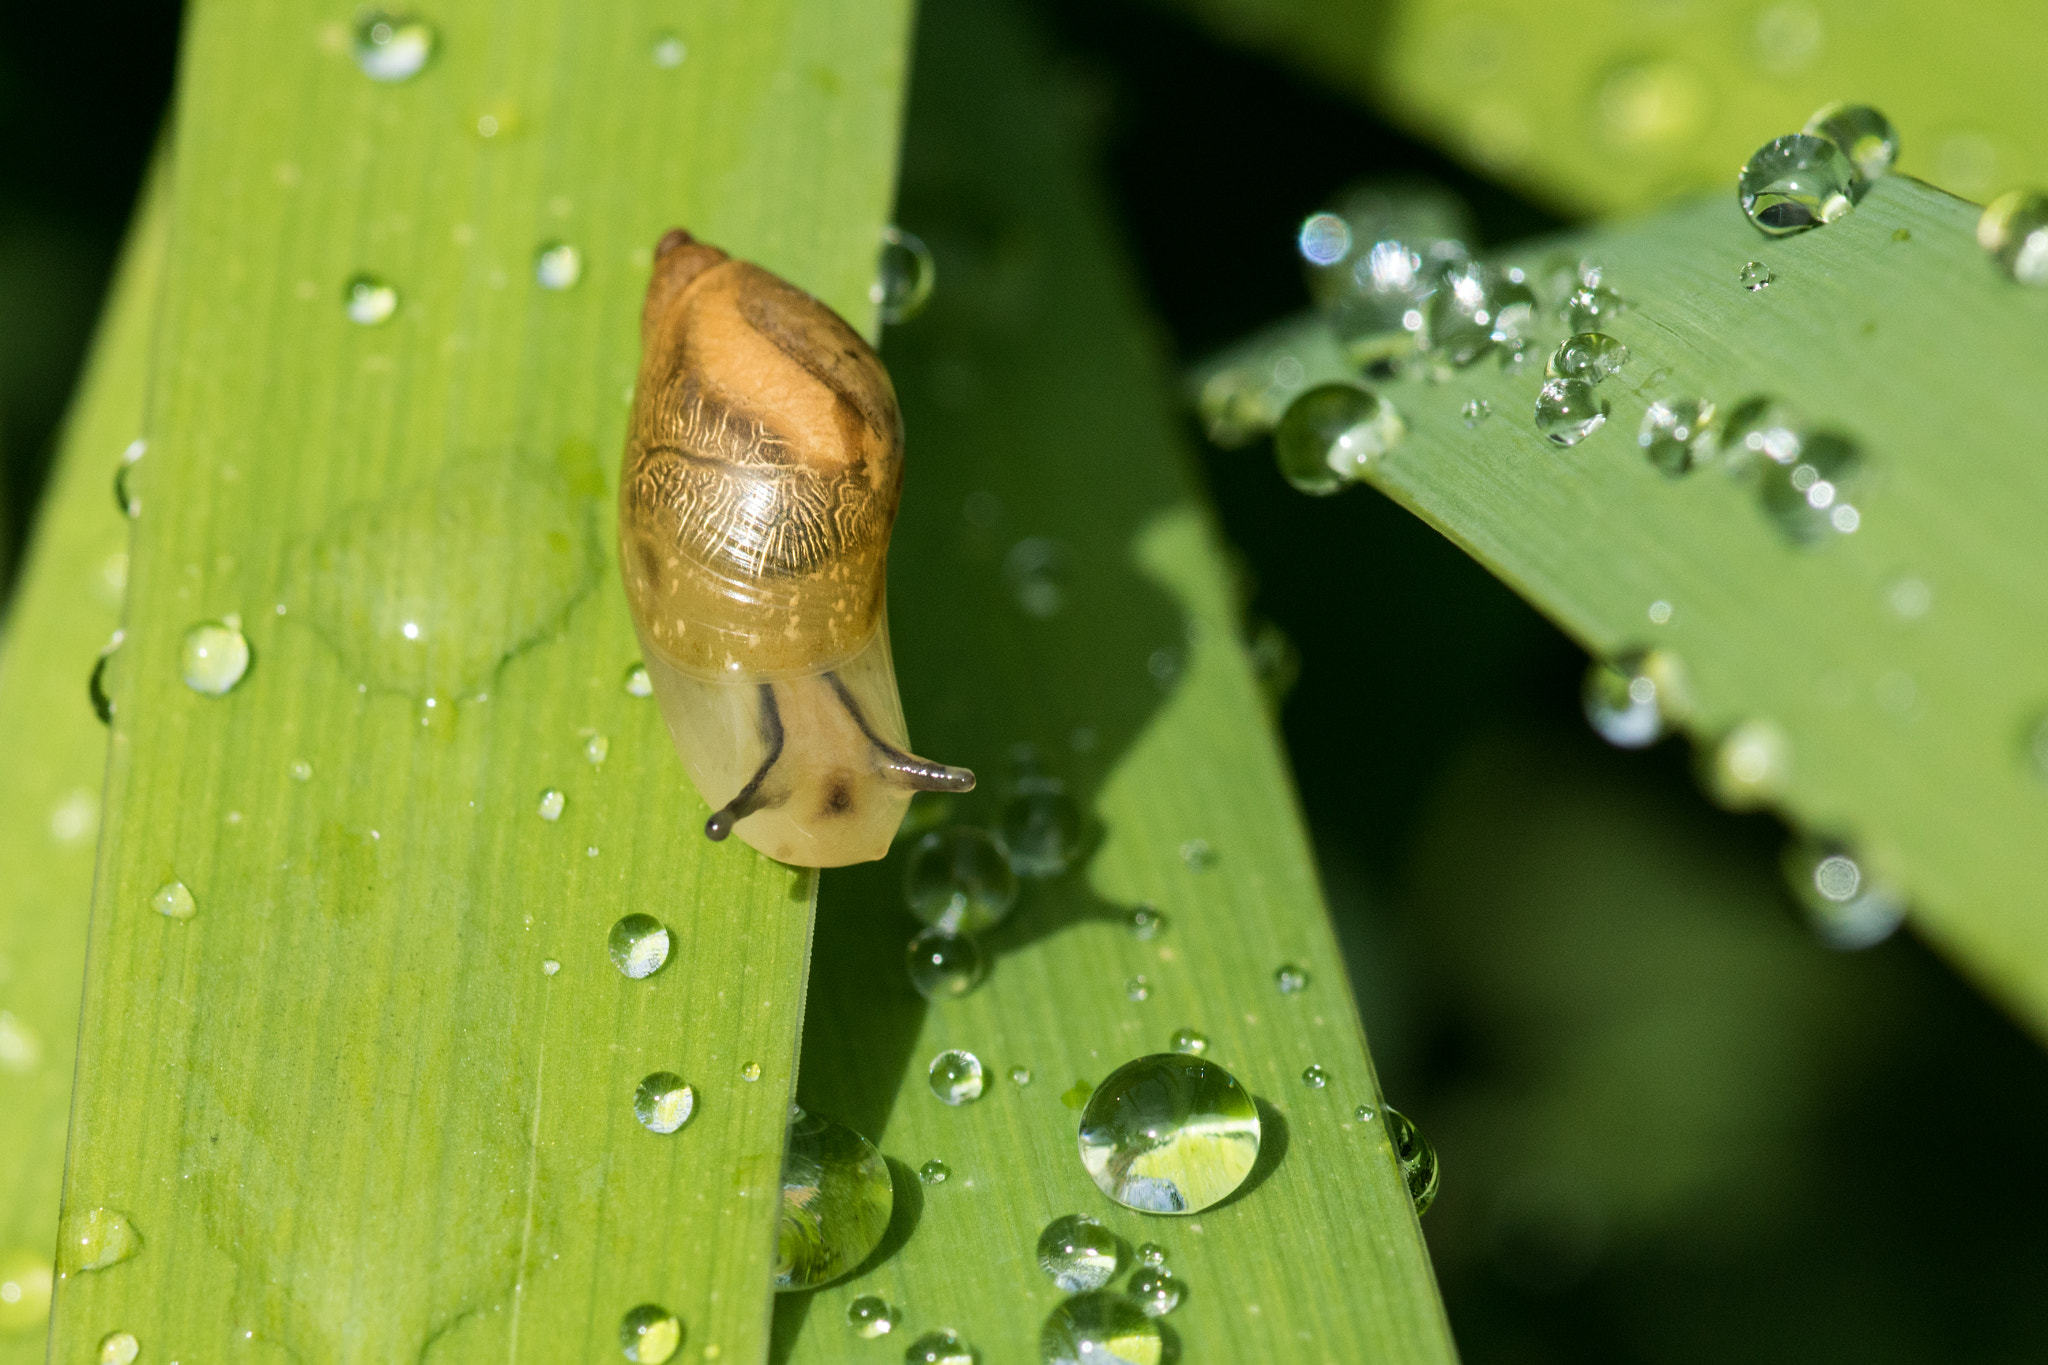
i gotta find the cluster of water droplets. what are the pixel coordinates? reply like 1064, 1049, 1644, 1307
1031, 1215, 1184, 1363
1534, 329, 1629, 447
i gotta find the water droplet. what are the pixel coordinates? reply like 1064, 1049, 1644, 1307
1783, 837, 1906, 949
904, 1329, 974, 1365
1551, 260, 1627, 332
1755, 429, 1862, 544
1137, 1241, 1167, 1269
88, 633, 122, 724
151, 880, 197, 922
1546, 333, 1629, 382
534, 241, 584, 290
1272, 383, 1405, 494
777, 1108, 893, 1289
1001, 783, 1081, 877
1385, 1108, 1440, 1214
624, 662, 654, 697
1639, 398, 1717, 475
905, 828, 1018, 934
1125, 975, 1151, 1003
1060, 1079, 1093, 1110
742, 1062, 762, 1083
114, 439, 145, 518
57, 1207, 142, 1273
619, 1304, 682, 1363
1977, 190, 2048, 285
1583, 649, 1685, 748
608, 914, 672, 979
352, 12, 435, 82
1126, 1267, 1183, 1318
97, 1331, 139, 1365
1004, 537, 1068, 618
0, 1014, 40, 1074
847, 1295, 898, 1339
873, 227, 935, 325
918, 1159, 949, 1186
633, 1072, 696, 1134
1354, 1103, 1378, 1122
1740, 134, 1859, 235
0, 1250, 51, 1332
1126, 905, 1167, 939
1707, 718, 1790, 808
1040, 1292, 1164, 1365
343, 273, 399, 325
1078, 1053, 1260, 1213
650, 31, 687, 67
907, 929, 984, 1000
538, 788, 566, 821
1179, 839, 1214, 871
1804, 102, 1899, 181
1887, 576, 1932, 620
928, 1049, 985, 1105
1170, 1027, 1208, 1055
1753, 3, 1823, 73
1300, 183, 1474, 363
289, 758, 314, 782
1274, 964, 1309, 994
1648, 599, 1674, 625
1460, 398, 1492, 427
1423, 261, 1537, 367
1036, 1213, 1119, 1292
542, 958, 561, 975
1737, 261, 1776, 292
1533, 379, 1610, 447
581, 732, 610, 766
1010, 1065, 1033, 1086
181, 619, 251, 695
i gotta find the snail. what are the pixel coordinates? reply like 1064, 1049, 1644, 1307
619, 229, 973, 867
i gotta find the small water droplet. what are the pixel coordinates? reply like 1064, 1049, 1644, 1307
741, 1062, 762, 1083
537, 788, 566, 821
1125, 975, 1151, 1003
1804, 102, 1899, 181
289, 759, 313, 782
151, 880, 197, 922
918, 1159, 949, 1186
1552, 260, 1627, 332
1170, 1027, 1208, 1055
1385, 1108, 1440, 1214
1137, 1241, 1167, 1269
1302, 1064, 1329, 1088
608, 913, 672, 979
650, 31, 687, 67
1738, 261, 1776, 291
777, 1108, 894, 1290
181, 619, 252, 695
1782, 837, 1906, 949
619, 1304, 682, 1363
1977, 190, 2048, 285
1179, 839, 1214, 871
1707, 718, 1790, 808
905, 828, 1018, 935
1460, 398, 1492, 427
633, 1072, 696, 1134
906, 929, 984, 1000
1886, 576, 1932, 620
343, 274, 399, 325
1126, 904, 1167, 939
98, 1331, 139, 1365
1273, 383, 1405, 494
1533, 379, 1610, 446
904, 1329, 974, 1365
872, 227, 935, 324
624, 662, 654, 697
1040, 1292, 1165, 1365
1036, 1213, 1120, 1292
1354, 1103, 1378, 1122
89, 632, 123, 724
1639, 398, 1717, 475
542, 959, 561, 976
56, 1207, 142, 1273
0, 1250, 52, 1332
1126, 1267, 1183, 1318
1004, 538, 1068, 618
583, 732, 610, 766
1423, 261, 1537, 367
846, 1295, 898, 1339
1001, 782, 1081, 877
1010, 1065, 1033, 1086
1740, 134, 1859, 236
928, 1049, 985, 1105
0, 1013, 41, 1074
1060, 1079, 1093, 1110
114, 439, 145, 518
351, 12, 435, 82
1648, 599, 1674, 625
1274, 964, 1309, 994
1583, 649, 1685, 748
1078, 1054, 1260, 1213
1546, 332, 1629, 382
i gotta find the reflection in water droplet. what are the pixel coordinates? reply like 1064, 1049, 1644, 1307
1460, 398, 1492, 428
535, 241, 584, 290
1639, 398, 1717, 475
619, 1304, 682, 1363
1707, 718, 1790, 808
904, 1329, 974, 1365
1040, 1291, 1164, 1365
608, 914, 672, 979
181, 620, 252, 695
907, 929, 984, 1000
873, 227, 935, 325
1385, 1108, 1440, 1214
352, 12, 435, 81
1001, 783, 1080, 877
847, 1295, 898, 1339
152, 880, 197, 922
98, 1332, 139, 1365
1127, 1267, 1183, 1317
1004, 537, 1068, 618
538, 788, 566, 821
633, 1073, 695, 1134
1424, 262, 1538, 368
928, 1049, 986, 1105
919, 1160, 949, 1186
1804, 102, 1899, 181
1125, 975, 1151, 1003
1740, 134, 1859, 236
777, 1108, 893, 1290
0, 1249, 52, 1332
1170, 1027, 1208, 1055
1078, 1053, 1260, 1214
905, 828, 1017, 935
1782, 837, 1906, 949
1738, 261, 1776, 292
1274, 964, 1309, 994
1273, 383, 1405, 495
1010, 1066, 1033, 1086
343, 274, 399, 325
1978, 191, 2048, 285
1583, 649, 1685, 748
1534, 379, 1610, 447
56, 1207, 142, 1273
650, 31, 687, 67
1546, 333, 1629, 382
1299, 1064, 1327, 1089
1037, 1213, 1119, 1292
1127, 905, 1167, 939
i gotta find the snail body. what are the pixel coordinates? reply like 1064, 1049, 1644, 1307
619, 230, 972, 866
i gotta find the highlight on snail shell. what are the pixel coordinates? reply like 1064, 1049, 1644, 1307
618, 229, 974, 867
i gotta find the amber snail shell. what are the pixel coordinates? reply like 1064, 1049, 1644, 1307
619, 229, 972, 866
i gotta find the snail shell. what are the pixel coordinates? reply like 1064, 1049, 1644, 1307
620, 229, 973, 866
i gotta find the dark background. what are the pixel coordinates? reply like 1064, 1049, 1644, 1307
9, 2, 2047, 1359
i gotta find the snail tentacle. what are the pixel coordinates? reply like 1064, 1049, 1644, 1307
825, 673, 977, 793
704, 683, 786, 840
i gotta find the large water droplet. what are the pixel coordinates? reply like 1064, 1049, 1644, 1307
1423, 261, 1537, 367
1126, 1267, 1183, 1317
181, 619, 252, 695
151, 880, 197, 922
905, 828, 1018, 935
98, 1332, 139, 1365
1533, 379, 1610, 447
777, 1108, 893, 1290
1756, 429, 1862, 543
904, 1329, 974, 1365
619, 1304, 682, 1364
1639, 398, 1717, 475
343, 274, 399, 326
1385, 1108, 1440, 1214
1783, 837, 1905, 949
1977, 190, 2048, 285
1546, 332, 1629, 382
1078, 1054, 1261, 1214
534, 241, 584, 290
928, 1049, 985, 1105
633, 1073, 695, 1134
56, 1207, 142, 1273
1804, 102, 1899, 181
1739, 134, 1859, 235
1001, 782, 1081, 877
1707, 718, 1790, 808
1272, 383, 1405, 495
352, 12, 435, 82
1036, 1213, 1119, 1292
873, 227, 935, 325
1275, 964, 1309, 994
1170, 1027, 1207, 1055
0, 1250, 52, 1332
1039, 1292, 1164, 1365
907, 929, 984, 1000
1300, 182, 1474, 363
847, 1295, 899, 1339
1583, 649, 1685, 748
608, 914, 672, 979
